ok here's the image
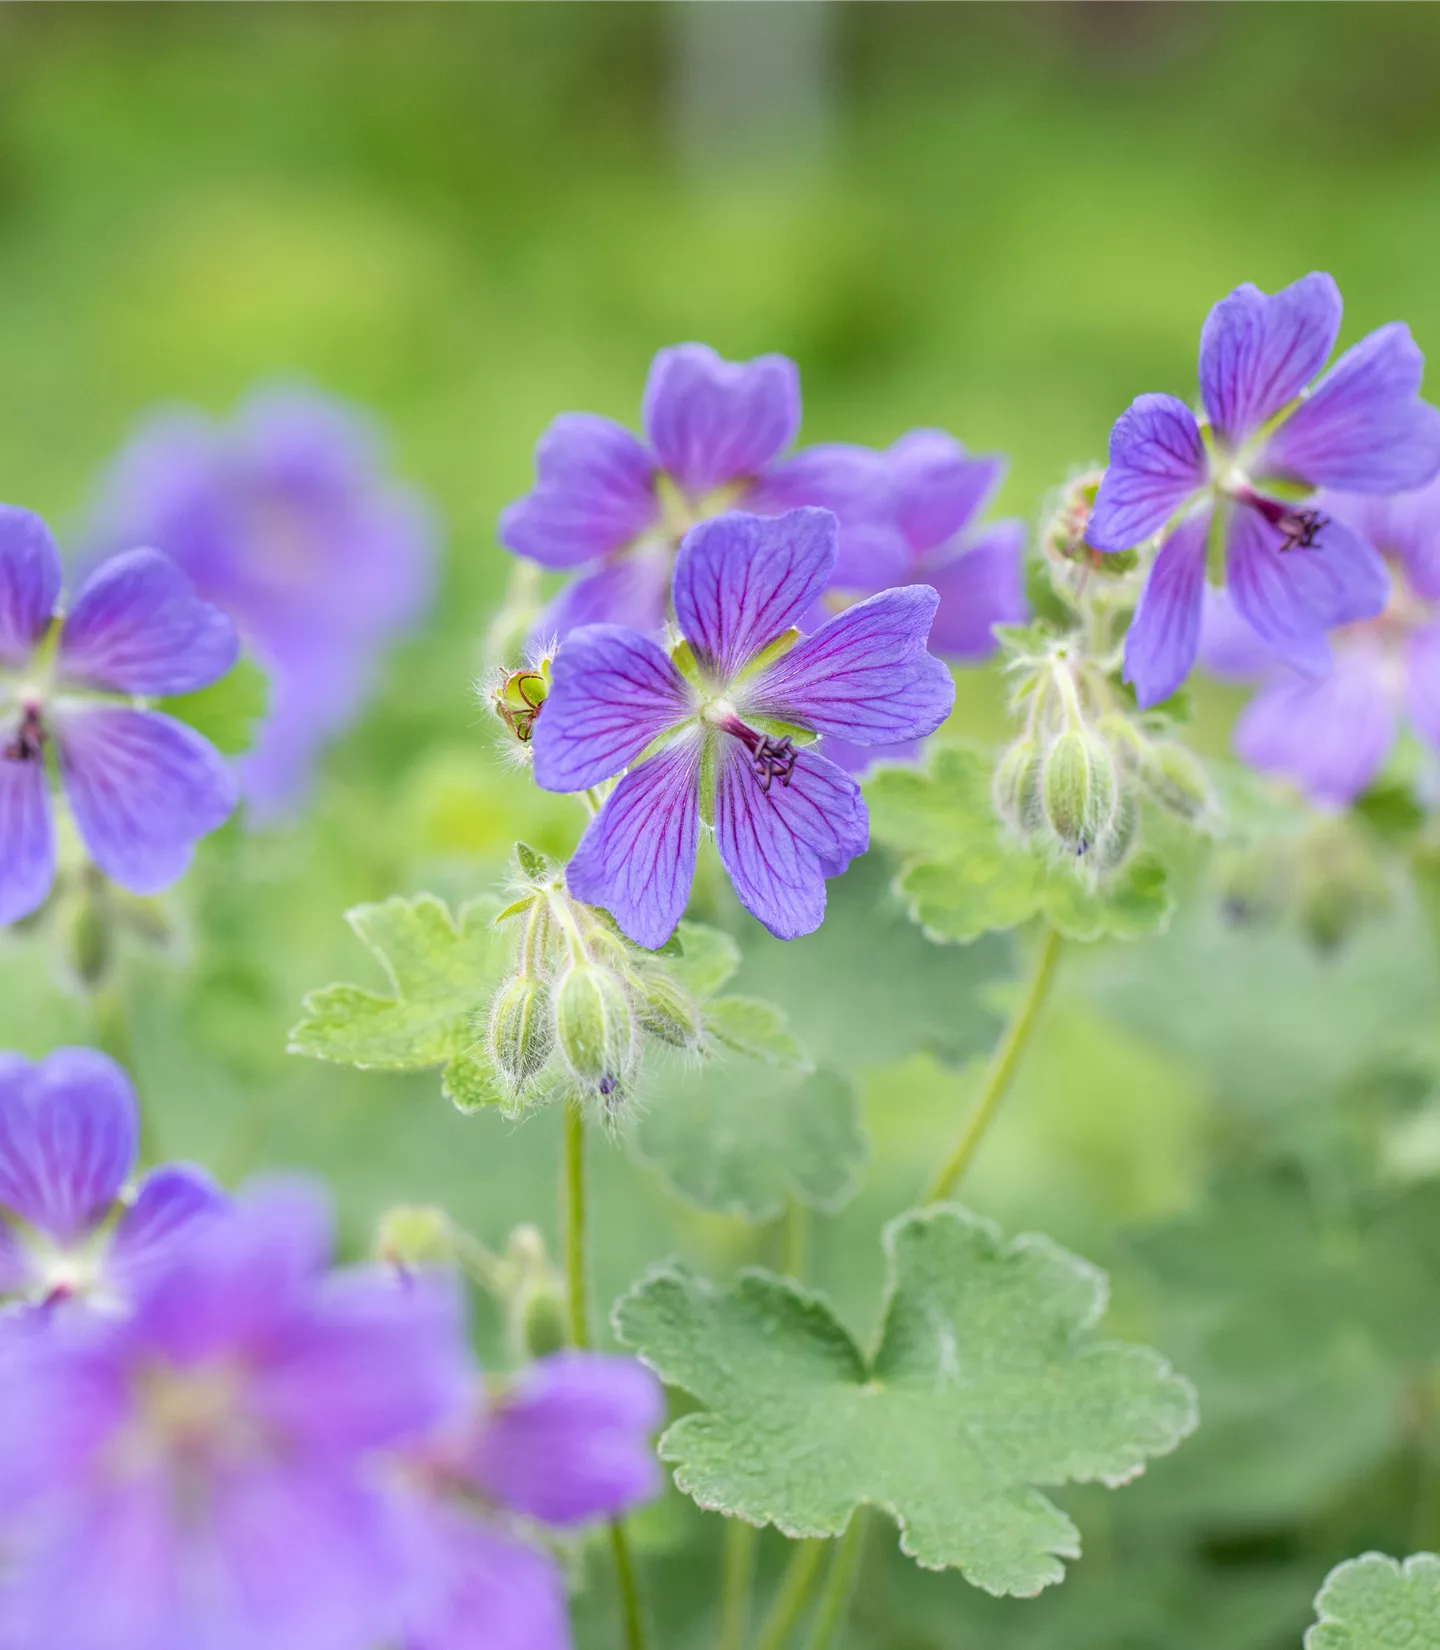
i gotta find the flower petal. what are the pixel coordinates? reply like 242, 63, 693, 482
0, 505, 61, 667
0, 1049, 137, 1244
58, 549, 239, 697
746, 442, 905, 590
470, 1351, 663, 1527
642, 344, 799, 496
924, 520, 1028, 660
565, 735, 702, 951
1234, 646, 1397, 808
886, 428, 1006, 554
498, 414, 659, 570
531, 625, 692, 793
1321, 479, 1440, 603
1405, 620, 1440, 754
673, 508, 837, 681
1196, 586, 1279, 682
105, 1165, 227, 1293
55, 706, 238, 895
746, 585, 955, 745
401, 1504, 569, 1650
713, 742, 868, 940
1122, 510, 1211, 708
536, 548, 673, 641
0, 749, 55, 924
1198, 273, 1341, 447
1259, 323, 1440, 494
1087, 394, 1207, 551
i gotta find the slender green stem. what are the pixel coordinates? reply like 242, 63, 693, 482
753, 1539, 827, 1650
781, 1199, 808, 1280
609, 1519, 648, 1650
924, 923, 1063, 1203
801, 1515, 867, 1650
718, 1519, 758, 1650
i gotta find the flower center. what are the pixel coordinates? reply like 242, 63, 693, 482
713, 711, 796, 793
2, 700, 46, 764
1231, 485, 1328, 551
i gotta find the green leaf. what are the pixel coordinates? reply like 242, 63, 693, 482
868, 747, 1174, 943
1306, 1553, 1440, 1649
634, 1062, 864, 1221
703, 996, 808, 1067
663, 921, 741, 999
288, 895, 509, 1107
614, 1204, 1196, 1597
160, 657, 269, 756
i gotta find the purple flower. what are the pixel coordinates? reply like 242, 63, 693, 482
0, 1183, 470, 1650
531, 507, 955, 947
1202, 478, 1440, 807
0, 1047, 224, 1311
0, 506, 239, 924
398, 1351, 663, 1650
89, 387, 437, 822
1087, 273, 1440, 707
499, 343, 893, 638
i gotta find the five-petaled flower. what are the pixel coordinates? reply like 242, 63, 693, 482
0, 505, 240, 924
499, 342, 894, 640
0, 1047, 223, 1312
530, 507, 955, 948
1201, 476, 1440, 807
1086, 272, 1440, 707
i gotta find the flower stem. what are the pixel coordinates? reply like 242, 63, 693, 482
718, 1519, 758, 1650
801, 1515, 867, 1650
753, 1539, 828, 1650
924, 924, 1063, 1203
560, 1095, 650, 1650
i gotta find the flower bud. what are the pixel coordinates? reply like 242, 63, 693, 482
1042, 470, 1138, 576
491, 665, 549, 746
1090, 793, 1139, 875
1041, 730, 1117, 856
553, 961, 636, 1101
376, 1205, 453, 1269
488, 975, 552, 1090
992, 737, 1044, 835
636, 968, 705, 1050
63, 894, 112, 991
1140, 741, 1214, 824
502, 1226, 569, 1360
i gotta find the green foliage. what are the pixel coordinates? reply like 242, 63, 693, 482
1306, 1553, 1440, 1650
161, 657, 269, 756
701, 995, 807, 1066
615, 1203, 1196, 1597
867, 747, 1174, 944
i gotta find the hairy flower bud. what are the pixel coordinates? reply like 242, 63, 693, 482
1140, 741, 1214, 824
488, 975, 552, 1090
502, 1225, 569, 1361
553, 961, 636, 1102
993, 737, 1044, 835
375, 1205, 453, 1269
1043, 470, 1138, 577
635, 968, 705, 1050
1041, 730, 1117, 856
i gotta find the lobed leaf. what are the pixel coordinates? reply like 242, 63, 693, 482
703, 996, 808, 1067
1306, 1552, 1440, 1649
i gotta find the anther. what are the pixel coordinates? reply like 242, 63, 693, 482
1235, 488, 1327, 552
3, 704, 45, 764
717, 714, 797, 792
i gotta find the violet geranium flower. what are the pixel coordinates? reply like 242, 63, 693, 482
1087, 272, 1440, 707
1201, 477, 1440, 807
531, 507, 955, 947
399, 1351, 663, 1650
499, 343, 894, 639
89, 387, 437, 822
0, 506, 239, 924
0, 1183, 470, 1650
0, 1047, 223, 1312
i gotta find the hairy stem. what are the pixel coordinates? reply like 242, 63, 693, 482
754, 1540, 828, 1650
718, 1519, 758, 1650
925, 923, 1063, 1203
801, 1515, 867, 1650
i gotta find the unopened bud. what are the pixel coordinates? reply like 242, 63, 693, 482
1041, 730, 1117, 856
992, 737, 1043, 835
636, 969, 705, 1050
553, 962, 636, 1101
1090, 794, 1140, 875
376, 1205, 453, 1269
1141, 741, 1213, 824
492, 665, 549, 746
64, 895, 112, 990
502, 1225, 569, 1359
488, 975, 552, 1090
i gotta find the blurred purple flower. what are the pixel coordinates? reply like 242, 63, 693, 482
0, 506, 239, 923
0, 1183, 470, 1650
90, 387, 437, 822
398, 1351, 662, 1650
1088, 273, 1440, 707
0, 1047, 223, 1312
531, 507, 954, 946
500, 343, 894, 638
1201, 477, 1440, 806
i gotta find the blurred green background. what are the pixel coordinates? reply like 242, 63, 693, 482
5, 6, 1440, 1648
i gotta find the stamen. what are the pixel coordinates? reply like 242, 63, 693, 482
1234, 487, 1327, 551
716, 714, 797, 793
3, 703, 45, 764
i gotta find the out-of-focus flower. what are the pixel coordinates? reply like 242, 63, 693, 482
531, 507, 954, 947
398, 1351, 662, 1650
0, 1047, 223, 1310
1087, 273, 1440, 707
499, 343, 893, 638
1202, 477, 1440, 807
90, 387, 437, 821
0, 506, 238, 923
0, 1183, 470, 1650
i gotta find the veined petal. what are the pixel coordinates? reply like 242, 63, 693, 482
713, 742, 868, 941
924, 520, 1028, 660
0, 1049, 137, 1245
0, 505, 61, 667
1322, 479, 1440, 602
1122, 510, 1211, 708
1198, 273, 1341, 447
0, 750, 55, 924
1087, 394, 1206, 551
746, 443, 906, 591
746, 586, 954, 745
105, 1165, 227, 1292
536, 549, 672, 642
673, 508, 836, 681
59, 549, 239, 697
401, 1503, 569, 1650
55, 706, 238, 895
498, 414, 659, 570
642, 344, 799, 496
886, 428, 1006, 553
1197, 586, 1278, 682
565, 736, 702, 950
1259, 323, 1440, 493
531, 625, 692, 793
1235, 646, 1396, 808
1405, 620, 1440, 753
